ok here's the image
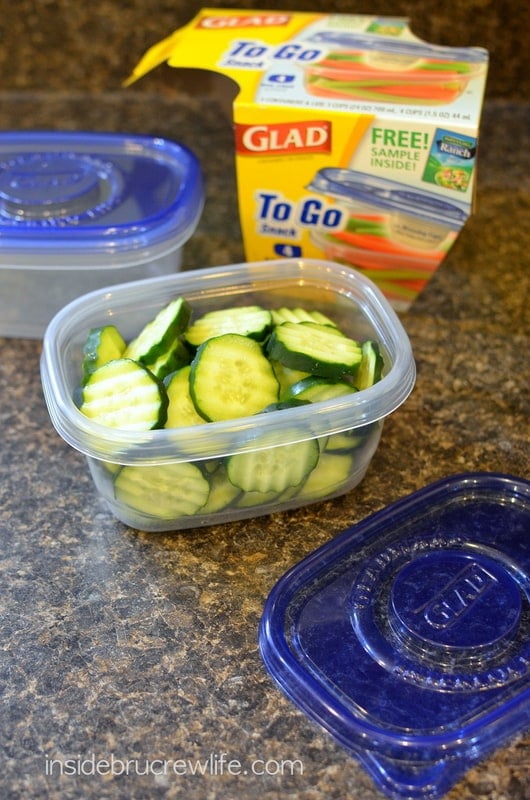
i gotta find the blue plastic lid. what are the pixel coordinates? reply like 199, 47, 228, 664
0, 131, 203, 264
304, 31, 488, 65
259, 473, 530, 800
307, 167, 469, 225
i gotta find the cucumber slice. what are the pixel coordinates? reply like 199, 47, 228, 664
234, 482, 301, 509
199, 466, 241, 514
146, 337, 190, 381
236, 489, 281, 507
227, 437, 319, 494
323, 429, 366, 453
82, 325, 126, 381
190, 333, 279, 421
185, 305, 272, 347
124, 297, 191, 365
164, 365, 208, 428
282, 375, 358, 403
114, 462, 210, 518
267, 321, 362, 380
356, 340, 385, 390
271, 307, 338, 327
300, 321, 346, 337
80, 358, 168, 430
296, 452, 354, 500
270, 359, 311, 396
261, 399, 311, 412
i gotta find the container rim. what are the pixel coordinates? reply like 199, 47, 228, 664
40, 258, 416, 464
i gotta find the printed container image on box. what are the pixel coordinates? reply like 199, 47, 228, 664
40, 258, 415, 532
308, 167, 469, 304
0, 131, 204, 338
301, 32, 487, 105
259, 473, 530, 800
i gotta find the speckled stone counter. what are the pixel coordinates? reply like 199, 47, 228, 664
1, 88, 529, 800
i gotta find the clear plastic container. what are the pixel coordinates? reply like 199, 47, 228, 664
40, 258, 415, 532
259, 472, 530, 799
0, 131, 204, 338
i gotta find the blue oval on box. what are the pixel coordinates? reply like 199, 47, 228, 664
259, 473, 530, 799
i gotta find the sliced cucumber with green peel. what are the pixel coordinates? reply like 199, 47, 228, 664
323, 430, 366, 453
199, 466, 241, 514
227, 437, 319, 494
124, 297, 191, 365
270, 359, 311, 396
146, 336, 190, 381
236, 488, 281, 508
190, 333, 279, 421
267, 321, 362, 380
297, 451, 354, 500
282, 375, 358, 403
164, 365, 208, 428
299, 321, 346, 337
234, 481, 301, 509
75, 297, 386, 518
356, 340, 384, 390
80, 358, 168, 430
271, 307, 337, 327
261, 399, 311, 412
82, 325, 126, 382
185, 305, 272, 347
114, 462, 210, 518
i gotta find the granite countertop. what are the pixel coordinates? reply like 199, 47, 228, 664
1, 88, 529, 800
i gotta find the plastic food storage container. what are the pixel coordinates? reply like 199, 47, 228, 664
302, 32, 488, 105
40, 258, 415, 532
308, 167, 468, 306
0, 131, 204, 338
259, 472, 530, 800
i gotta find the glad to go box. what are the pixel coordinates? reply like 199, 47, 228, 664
127, 9, 488, 309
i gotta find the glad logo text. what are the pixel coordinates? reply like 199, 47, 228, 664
236, 121, 331, 156
198, 14, 291, 29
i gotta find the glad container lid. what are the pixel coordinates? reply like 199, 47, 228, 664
307, 167, 469, 227
304, 31, 488, 65
259, 473, 530, 800
0, 131, 203, 267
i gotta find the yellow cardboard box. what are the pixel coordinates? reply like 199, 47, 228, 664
128, 9, 488, 309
